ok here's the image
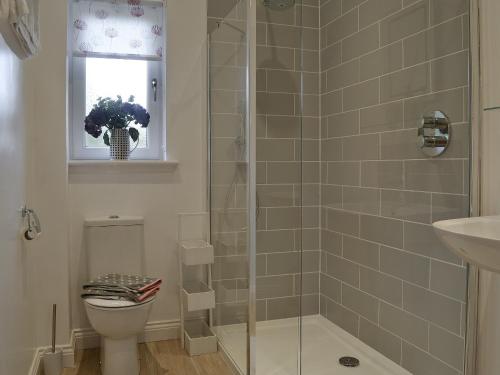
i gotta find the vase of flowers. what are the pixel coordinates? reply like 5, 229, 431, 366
84, 95, 150, 160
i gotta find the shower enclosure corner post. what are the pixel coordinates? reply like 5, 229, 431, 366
206, 33, 214, 330
246, 1, 257, 375
466, 0, 482, 373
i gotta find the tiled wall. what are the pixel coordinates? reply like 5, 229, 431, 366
254, 0, 321, 321
209, 0, 322, 325
318, 0, 469, 374
209, 1, 470, 373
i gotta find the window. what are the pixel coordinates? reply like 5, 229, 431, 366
69, 0, 165, 160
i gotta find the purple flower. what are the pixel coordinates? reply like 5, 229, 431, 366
131, 104, 150, 127
121, 101, 135, 114
84, 121, 102, 138
87, 107, 108, 126
84, 97, 150, 140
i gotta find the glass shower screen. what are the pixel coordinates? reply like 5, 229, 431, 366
208, 0, 471, 374
208, 1, 252, 374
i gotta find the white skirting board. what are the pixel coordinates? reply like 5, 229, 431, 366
72, 319, 180, 350
29, 319, 180, 375
28, 345, 75, 375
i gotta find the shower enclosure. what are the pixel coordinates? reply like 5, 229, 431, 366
208, 0, 473, 374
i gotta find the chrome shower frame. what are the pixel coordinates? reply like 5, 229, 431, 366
206, 0, 482, 373
465, 0, 481, 374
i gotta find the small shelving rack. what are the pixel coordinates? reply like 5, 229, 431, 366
177, 212, 217, 356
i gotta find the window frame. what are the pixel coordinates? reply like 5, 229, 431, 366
69, 55, 165, 161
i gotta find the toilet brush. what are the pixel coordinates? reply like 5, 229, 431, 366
43, 304, 63, 375
52, 304, 56, 353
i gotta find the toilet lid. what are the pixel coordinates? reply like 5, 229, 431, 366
84, 296, 155, 308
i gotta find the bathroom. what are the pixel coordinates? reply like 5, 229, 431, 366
1, 0, 500, 374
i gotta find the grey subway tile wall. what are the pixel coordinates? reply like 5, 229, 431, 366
209, 0, 321, 325
255, 0, 321, 321
209, 0, 469, 373
319, 0, 469, 374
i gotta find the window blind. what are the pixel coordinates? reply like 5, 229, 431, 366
72, 0, 164, 61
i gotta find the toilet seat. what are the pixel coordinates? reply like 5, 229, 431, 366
84, 296, 155, 309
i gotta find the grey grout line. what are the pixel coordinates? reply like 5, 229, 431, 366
403, 339, 465, 373
324, 248, 466, 305
320, 266, 464, 339
319, 49, 468, 96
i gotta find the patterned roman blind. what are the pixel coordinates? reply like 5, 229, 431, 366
72, 0, 164, 60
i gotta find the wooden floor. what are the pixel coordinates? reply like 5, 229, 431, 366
56, 340, 234, 375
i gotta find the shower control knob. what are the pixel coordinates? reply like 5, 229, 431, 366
421, 115, 449, 131
417, 110, 451, 157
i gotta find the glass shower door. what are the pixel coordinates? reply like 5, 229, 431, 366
208, 1, 251, 374
210, 1, 471, 374
253, 0, 309, 374
209, 0, 308, 374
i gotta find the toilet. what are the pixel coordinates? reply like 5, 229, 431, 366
82, 216, 156, 375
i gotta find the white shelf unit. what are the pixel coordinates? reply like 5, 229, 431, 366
182, 280, 215, 312
180, 239, 215, 266
178, 212, 217, 356
184, 319, 218, 356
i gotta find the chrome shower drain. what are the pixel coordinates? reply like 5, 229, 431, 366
339, 356, 360, 367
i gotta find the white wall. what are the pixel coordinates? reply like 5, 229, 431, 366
0, 4, 208, 369
0, 34, 36, 375
476, 0, 500, 374
68, 1, 208, 329
26, 1, 72, 348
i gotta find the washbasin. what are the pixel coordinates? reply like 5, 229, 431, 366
433, 216, 500, 273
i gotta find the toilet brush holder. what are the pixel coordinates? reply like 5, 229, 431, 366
43, 349, 62, 375
43, 304, 62, 375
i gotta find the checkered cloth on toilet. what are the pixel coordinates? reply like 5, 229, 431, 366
81, 273, 161, 302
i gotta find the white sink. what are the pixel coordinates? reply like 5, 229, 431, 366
433, 216, 500, 273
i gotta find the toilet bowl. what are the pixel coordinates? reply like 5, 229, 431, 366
84, 296, 155, 375
82, 216, 156, 375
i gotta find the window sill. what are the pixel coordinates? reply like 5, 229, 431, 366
68, 160, 179, 175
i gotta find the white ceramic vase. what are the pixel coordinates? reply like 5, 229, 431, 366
109, 128, 130, 160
